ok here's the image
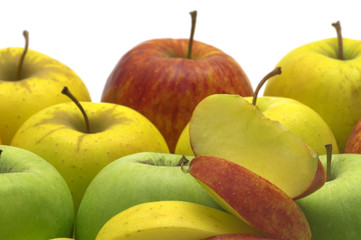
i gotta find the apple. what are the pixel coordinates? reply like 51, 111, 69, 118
189, 93, 326, 199
0, 145, 74, 240
175, 95, 339, 156
202, 234, 275, 240
76, 152, 224, 240
264, 21, 361, 152
10, 87, 169, 214
344, 118, 361, 153
95, 201, 260, 240
186, 155, 311, 240
296, 152, 361, 239
0, 30, 91, 144
101, 11, 253, 152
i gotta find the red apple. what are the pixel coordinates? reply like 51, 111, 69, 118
344, 118, 361, 153
203, 233, 276, 240
101, 12, 252, 152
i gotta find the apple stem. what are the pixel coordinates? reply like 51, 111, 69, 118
332, 21, 344, 60
252, 67, 282, 106
187, 10, 197, 59
61, 86, 91, 133
325, 144, 332, 181
16, 30, 29, 80
179, 155, 190, 173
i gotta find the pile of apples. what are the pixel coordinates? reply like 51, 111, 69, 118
1, 11, 361, 240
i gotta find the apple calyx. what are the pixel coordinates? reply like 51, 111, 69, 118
331, 21, 344, 60
187, 10, 197, 59
15, 30, 29, 80
61, 86, 91, 133
325, 144, 333, 181
179, 155, 190, 172
252, 67, 282, 106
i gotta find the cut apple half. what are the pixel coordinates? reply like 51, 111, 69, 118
187, 155, 311, 240
189, 94, 326, 199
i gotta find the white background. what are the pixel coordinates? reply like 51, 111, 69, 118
1, 0, 360, 102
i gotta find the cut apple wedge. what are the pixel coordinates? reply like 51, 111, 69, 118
186, 155, 311, 240
202, 233, 276, 240
95, 200, 261, 240
189, 94, 326, 199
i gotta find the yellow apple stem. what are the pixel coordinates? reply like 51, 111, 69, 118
61, 86, 91, 133
15, 30, 29, 80
325, 144, 332, 181
331, 21, 344, 60
187, 10, 197, 59
252, 67, 282, 106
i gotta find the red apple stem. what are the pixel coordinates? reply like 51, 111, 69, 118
16, 30, 29, 80
325, 144, 332, 181
332, 21, 344, 60
179, 155, 190, 173
187, 10, 197, 59
252, 67, 282, 106
61, 86, 91, 133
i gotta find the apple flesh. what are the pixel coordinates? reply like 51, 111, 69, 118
187, 155, 311, 240
76, 152, 222, 240
101, 38, 253, 152
189, 94, 326, 199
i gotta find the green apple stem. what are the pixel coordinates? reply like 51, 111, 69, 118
187, 10, 197, 59
252, 67, 282, 106
179, 155, 190, 173
325, 144, 332, 181
332, 21, 344, 60
61, 86, 91, 133
15, 30, 29, 80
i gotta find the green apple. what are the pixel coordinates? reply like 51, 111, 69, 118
101, 11, 253, 153
176, 96, 339, 156
76, 152, 222, 240
0, 31, 91, 144
187, 155, 311, 240
0, 145, 74, 240
264, 23, 361, 152
296, 153, 361, 239
189, 94, 326, 199
10, 90, 169, 213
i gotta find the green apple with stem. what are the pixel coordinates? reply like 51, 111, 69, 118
101, 11, 253, 153
0, 145, 74, 240
296, 144, 361, 239
76, 152, 223, 240
10, 87, 169, 214
0, 30, 91, 144
176, 68, 339, 156
264, 21, 361, 152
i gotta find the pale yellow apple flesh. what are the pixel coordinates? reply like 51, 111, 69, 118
188, 155, 311, 240
95, 201, 261, 240
189, 94, 326, 199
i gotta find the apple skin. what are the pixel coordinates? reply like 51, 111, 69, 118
0, 145, 74, 240
296, 153, 361, 239
0, 47, 91, 144
202, 234, 276, 240
76, 152, 222, 240
10, 101, 169, 213
344, 118, 361, 153
188, 155, 311, 240
264, 38, 361, 152
176, 96, 339, 156
101, 38, 253, 152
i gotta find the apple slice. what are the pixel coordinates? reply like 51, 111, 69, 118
202, 233, 275, 240
189, 94, 326, 199
186, 155, 311, 240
